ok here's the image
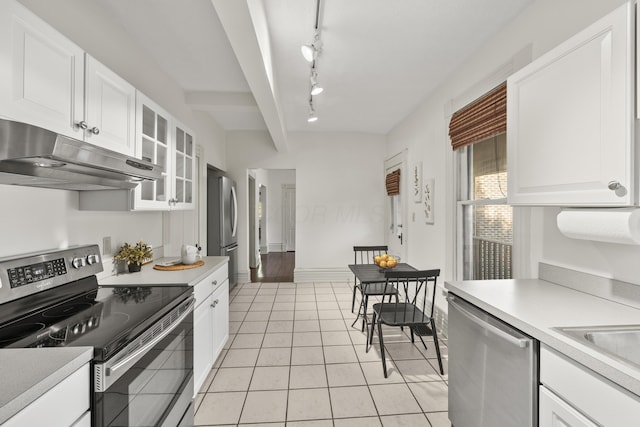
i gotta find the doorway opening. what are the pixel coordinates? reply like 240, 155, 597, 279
248, 169, 296, 282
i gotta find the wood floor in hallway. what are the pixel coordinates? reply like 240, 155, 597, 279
250, 252, 295, 283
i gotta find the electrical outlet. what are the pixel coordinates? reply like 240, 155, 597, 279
103, 236, 112, 255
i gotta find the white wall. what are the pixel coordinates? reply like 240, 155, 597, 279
388, 0, 634, 291
227, 131, 387, 282
4, 0, 227, 262
256, 169, 296, 252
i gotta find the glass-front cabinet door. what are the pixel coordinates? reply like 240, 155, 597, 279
172, 121, 195, 210
134, 92, 172, 210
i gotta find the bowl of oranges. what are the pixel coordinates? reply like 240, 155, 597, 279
374, 254, 399, 271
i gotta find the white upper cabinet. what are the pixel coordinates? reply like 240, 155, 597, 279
0, 0, 84, 138
507, 2, 635, 206
0, 1, 135, 155
172, 120, 196, 210
134, 92, 172, 210
83, 55, 136, 155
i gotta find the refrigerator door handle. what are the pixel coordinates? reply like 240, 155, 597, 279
231, 185, 238, 238
447, 296, 529, 348
226, 245, 238, 253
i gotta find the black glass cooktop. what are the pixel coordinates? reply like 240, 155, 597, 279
0, 278, 191, 362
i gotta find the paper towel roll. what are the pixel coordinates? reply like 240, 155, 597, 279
557, 209, 640, 245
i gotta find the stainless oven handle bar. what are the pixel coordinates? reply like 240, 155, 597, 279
94, 296, 195, 392
447, 295, 529, 349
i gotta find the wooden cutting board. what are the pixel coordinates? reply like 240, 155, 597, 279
153, 260, 205, 271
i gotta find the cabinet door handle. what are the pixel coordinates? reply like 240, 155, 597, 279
90, 126, 100, 135
212, 280, 218, 286
210, 299, 219, 308
75, 120, 88, 130
608, 181, 621, 190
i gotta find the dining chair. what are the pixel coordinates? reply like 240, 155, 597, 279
352, 245, 388, 313
367, 269, 444, 378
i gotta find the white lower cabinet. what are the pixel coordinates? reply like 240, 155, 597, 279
3, 363, 90, 427
193, 263, 229, 396
212, 280, 230, 359
193, 288, 214, 397
539, 345, 640, 426
539, 385, 597, 427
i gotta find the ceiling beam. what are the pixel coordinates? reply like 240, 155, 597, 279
185, 91, 259, 113
211, 0, 288, 152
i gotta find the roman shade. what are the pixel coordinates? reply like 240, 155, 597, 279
385, 169, 400, 196
449, 82, 507, 150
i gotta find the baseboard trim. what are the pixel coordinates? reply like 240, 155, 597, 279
268, 243, 285, 252
294, 268, 352, 283
237, 271, 250, 285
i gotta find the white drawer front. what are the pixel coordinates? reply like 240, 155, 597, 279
193, 263, 228, 308
540, 345, 640, 426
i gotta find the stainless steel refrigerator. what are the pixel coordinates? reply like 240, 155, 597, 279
207, 172, 238, 288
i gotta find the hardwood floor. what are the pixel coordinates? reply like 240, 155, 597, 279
250, 252, 295, 282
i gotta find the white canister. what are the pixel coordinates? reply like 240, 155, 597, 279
181, 244, 199, 265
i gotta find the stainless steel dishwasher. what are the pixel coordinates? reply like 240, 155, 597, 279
447, 294, 538, 427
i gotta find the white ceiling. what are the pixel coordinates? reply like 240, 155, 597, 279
97, 0, 532, 143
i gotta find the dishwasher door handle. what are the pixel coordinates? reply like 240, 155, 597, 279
447, 296, 530, 349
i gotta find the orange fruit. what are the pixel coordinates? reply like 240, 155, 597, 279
379, 260, 388, 268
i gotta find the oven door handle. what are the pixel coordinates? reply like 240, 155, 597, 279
94, 296, 195, 392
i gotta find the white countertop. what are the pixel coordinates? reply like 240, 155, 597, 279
445, 278, 640, 396
99, 256, 229, 287
0, 347, 93, 424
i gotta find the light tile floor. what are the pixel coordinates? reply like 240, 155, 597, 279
194, 281, 451, 426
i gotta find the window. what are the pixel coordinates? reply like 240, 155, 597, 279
457, 134, 512, 279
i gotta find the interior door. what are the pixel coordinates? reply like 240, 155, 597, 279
385, 152, 407, 260
282, 184, 296, 251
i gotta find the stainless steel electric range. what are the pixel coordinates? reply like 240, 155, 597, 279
0, 245, 195, 427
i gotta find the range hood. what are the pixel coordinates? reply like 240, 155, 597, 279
0, 119, 163, 191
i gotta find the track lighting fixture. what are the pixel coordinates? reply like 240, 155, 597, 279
307, 99, 318, 122
303, 0, 324, 123
301, 34, 321, 63
310, 70, 323, 95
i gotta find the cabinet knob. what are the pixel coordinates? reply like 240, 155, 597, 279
212, 280, 218, 286
75, 121, 88, 130
90, 127, 100, 135
608, 181, 621, 191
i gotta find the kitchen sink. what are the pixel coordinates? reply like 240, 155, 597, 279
556, 325, 640, 369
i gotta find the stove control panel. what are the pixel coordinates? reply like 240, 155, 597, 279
0, 245, 103, 305
8, 258, 67, 288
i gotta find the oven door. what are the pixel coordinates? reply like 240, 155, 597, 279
93, 296, 195, 427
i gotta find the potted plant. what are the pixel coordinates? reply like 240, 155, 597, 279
114, 241, 153, 273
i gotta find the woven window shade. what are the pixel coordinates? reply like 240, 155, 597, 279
449, 82, 507, 150
385, 169, 400, 196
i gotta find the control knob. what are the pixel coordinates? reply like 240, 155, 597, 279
86, 254, 100, 265
72, 257, 86, 269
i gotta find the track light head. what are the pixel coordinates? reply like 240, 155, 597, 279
310, 84, 324, 96
301, 44, 315, 63
310, 70, 323, 95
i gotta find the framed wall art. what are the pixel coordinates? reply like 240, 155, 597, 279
412, 162, 422, 203
424, 178, 434, 224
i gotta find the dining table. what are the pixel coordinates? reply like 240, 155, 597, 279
348, 262, 417, 284
348, 262, 417, 334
